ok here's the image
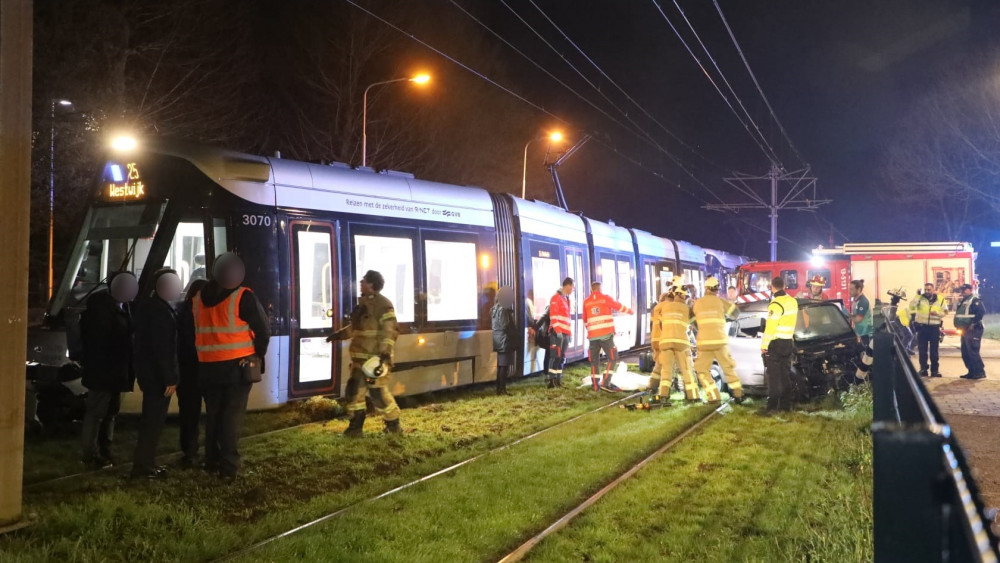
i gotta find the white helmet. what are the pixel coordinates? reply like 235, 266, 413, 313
886, 287, 907, 300
362, 356, 386, 379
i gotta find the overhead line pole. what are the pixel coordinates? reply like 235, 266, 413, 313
0, 0, 33, 530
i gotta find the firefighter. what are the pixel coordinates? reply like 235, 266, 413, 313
910, 282, 946, 377
692, 275, 743, 404
547, 277, 574, 388
648, 292, 669, 393
801, 275, 828, 300
955, 283, 986, 379
657, 286, 698, 402
583, 280, 633, 391
336, 270, 401, 437
762, 276, 798, 411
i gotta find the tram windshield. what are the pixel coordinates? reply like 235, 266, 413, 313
52, 202, 212, 314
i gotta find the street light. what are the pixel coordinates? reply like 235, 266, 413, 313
48, 99, 73, 300
522, 131, 564, 199
361, 73, 431, 167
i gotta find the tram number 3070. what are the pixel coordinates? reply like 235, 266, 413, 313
242, 214, 272, 227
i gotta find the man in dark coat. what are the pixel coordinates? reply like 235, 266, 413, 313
188, 253, 270, 480
491, 287, 517, 395
80, 271, 138, 468
130, 269, 183, 479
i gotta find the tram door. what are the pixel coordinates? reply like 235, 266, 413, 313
290, 221, 340, 397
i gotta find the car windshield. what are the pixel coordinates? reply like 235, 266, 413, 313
796, 303, 853, 341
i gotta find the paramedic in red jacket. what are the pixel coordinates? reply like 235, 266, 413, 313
583, 281, 633, 391
546, 277, 574, 388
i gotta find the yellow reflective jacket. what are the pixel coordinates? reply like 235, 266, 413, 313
657, 300, 693, 349
909, 294, 945, 326
693, 293, 737, 350
762, 291, 797, 350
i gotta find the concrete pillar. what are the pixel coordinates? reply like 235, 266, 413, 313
0, 0, 33, 527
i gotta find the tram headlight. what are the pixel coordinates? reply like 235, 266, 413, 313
110, 135, 138, 152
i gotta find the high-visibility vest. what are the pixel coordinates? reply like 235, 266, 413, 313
192, 287, 256, 363
549, 291, 572, 336
762, 292, 797, 350
583, 291, 632, 340
658, 300, 692, 349
693, 293, 736, 349
954, 295, 981, 329
910, 295, 945, 326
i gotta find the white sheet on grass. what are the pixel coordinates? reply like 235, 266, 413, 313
579, 362, 650, 391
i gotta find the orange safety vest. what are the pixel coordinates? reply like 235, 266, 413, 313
192, 287, 257, 363
583, 291, 632, 340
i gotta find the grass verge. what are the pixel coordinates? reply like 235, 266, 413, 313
982, 313, 1000, 341
524, 387, 874, 563
2, 365, 617, 562
237, 398, 716, 562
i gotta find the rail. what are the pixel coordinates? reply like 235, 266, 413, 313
871, 329, 1000, 562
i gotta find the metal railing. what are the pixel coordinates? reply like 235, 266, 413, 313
872, 329, 1000, 562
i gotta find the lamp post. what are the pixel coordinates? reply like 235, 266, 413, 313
48, 99, 72, 301
521, 131, 563, 199
362, 73, 430, 167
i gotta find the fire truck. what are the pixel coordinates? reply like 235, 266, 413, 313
736, 242, 976, 309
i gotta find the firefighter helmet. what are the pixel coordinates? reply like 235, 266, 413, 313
671, 285, 689, 299
887, 287, 907, 301
808, 275, 826, 287
361, 356, 386, 379
705, 276, 720, 290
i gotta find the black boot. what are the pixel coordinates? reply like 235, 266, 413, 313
647, 377, 661, 394
384, 419, 402, 434
546, 378, 555, 389
344, 410, 366, 437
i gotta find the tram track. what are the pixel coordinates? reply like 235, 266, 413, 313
496, 401, 726, 563
211, 390, 645, 563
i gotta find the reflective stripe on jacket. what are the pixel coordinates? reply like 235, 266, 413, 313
910, 295, 945, 326
657, 301, 693, 348
762, 292, 797, 350
549, 291, 572, 336
693, 293, 737, 349
954, 295, 984, 329
583, 291, 632, 340
192, 287, 256, 363
349, 293, 398, 361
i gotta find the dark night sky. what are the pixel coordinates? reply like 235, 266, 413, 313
398, 0, 1000, 260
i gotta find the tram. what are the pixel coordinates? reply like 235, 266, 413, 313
28, 142, 746, 411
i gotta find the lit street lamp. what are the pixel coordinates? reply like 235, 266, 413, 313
48, 99, 73, 301
361, 73, 431, 168
522, 131, 564, 199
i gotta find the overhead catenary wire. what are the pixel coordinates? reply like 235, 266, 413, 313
712, 0, 806, 167
499, 0, 728, 204
341, 0, 809, 253
650, 0, 781, 168
524, 0, 729, 174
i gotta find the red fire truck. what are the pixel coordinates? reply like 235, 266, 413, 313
736, 242, 976, 309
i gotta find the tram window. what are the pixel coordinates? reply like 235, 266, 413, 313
298, 230, 333, 330
600, 258, 618, 298
425, 240, 478, 321
617, 259, 632, 306
354, 234, 415, 323
68, 203, 164, 303
213, 218, 229, 258
163, 222, 206, 289
531, 256, 561, 315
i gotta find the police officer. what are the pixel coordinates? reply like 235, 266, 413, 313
657, 286, 698, 402
190, 253, 270, 480
339, 270, 401, 436
910, 282, 946, 377
546, 278, 574, 388
955, 283, 986, 380
693, 275, 743, 404
762, 276, 797, 411
583, 281, 633, 391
